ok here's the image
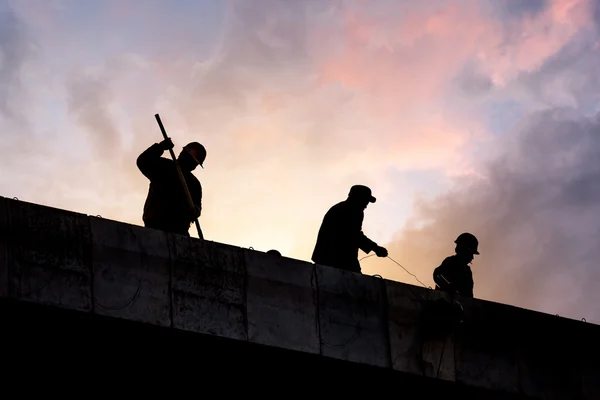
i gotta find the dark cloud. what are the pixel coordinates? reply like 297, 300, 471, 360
512, 34, 600, 108
490, 0, 548, 19
64, 54, 152, 160
0, 3, 34, 125
66, 72, 120, 158
454, 61, 494, 96
175, 0, 319, 122
386, 108, 600, 323
593, 0, 600, 30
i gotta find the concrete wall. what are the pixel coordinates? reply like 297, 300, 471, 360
1, 195, 598, 399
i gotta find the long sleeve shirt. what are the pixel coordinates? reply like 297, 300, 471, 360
137, 143, 202, 235
433, 255, 474, 297
311, 200, 378, 273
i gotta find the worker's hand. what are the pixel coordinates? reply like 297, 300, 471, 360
374, 246, 388, 257
159, 137, 174, 151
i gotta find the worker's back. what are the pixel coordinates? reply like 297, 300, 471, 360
311, 200, 367, 272
433, 255, 474, 297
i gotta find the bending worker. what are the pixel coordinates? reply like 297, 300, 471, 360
137, 137, 206, 236
433, 232, 479, 298
311, 185, 388, 273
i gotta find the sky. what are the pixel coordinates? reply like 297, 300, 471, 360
1, 0, 599, 323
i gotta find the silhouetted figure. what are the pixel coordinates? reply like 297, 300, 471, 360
137, 138, 206, 236
266, 249, 282, 256
433, 233, 479, 298
311, 185, 388, 273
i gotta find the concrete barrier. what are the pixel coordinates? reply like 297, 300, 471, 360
0, 196, 7, 298
315, 264, 390, 367
5, 198, 92, 311
386, 279, 429, 376
2, 195, 600, 398
89, 217, 171, 326
169, 236, 247, 340
245, 250, 319, 354
581, 350, 600, 399
516, 312, 587, 399
454, 299, 520, 393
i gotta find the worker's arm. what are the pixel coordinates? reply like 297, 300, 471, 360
191, 181, 202, 218
354, 212, 387, 257
433, 259, 456, 292
136, 139, 173, 179
464, 270, 474, 298
358, 232, 378, 254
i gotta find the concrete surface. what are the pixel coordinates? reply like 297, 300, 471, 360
1, 195, 599, 399
90, 216, 171, 326
169, 234, 247, 340
5, 198, 91, 311
316, 264, 390, 367
245, 250, 320, 353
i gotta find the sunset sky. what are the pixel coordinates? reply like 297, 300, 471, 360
1, 0, 599, 323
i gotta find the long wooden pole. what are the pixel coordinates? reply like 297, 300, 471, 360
154, 113, 204, 240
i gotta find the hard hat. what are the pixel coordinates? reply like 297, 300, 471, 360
184, 142, 206, 168
348, 185, 376, 203
455, 232, 480, 255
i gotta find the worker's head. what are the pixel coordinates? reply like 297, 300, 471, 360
347, 185, 376, 209
454, 232, 479, 262
266, 249, 282, 257
178, 142, 206, 171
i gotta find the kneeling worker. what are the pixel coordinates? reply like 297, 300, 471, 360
311, 185, 388, 274
137, 137, 206, 236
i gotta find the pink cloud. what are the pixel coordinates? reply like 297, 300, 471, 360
317, 0, 596, 95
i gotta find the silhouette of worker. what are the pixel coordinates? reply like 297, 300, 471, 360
311, 185, 388, 273
266, 249, 282, 257
433, 233, 479, 298
137, 138, 206, 236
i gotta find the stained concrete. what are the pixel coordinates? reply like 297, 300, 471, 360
5, 198, 91, 311
515, 311, 587, 400
454, 299, 520, 393
245, 250, 320, 353
90, 217, 171, 326
316, 264, 390, 368
169, 235, 247, 340
1, 195, 599, 399
386, 279, 426, 376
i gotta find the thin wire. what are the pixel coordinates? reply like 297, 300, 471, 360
359, 254, 376, 261
386, 255, 429, 289
359, 252, 431, 290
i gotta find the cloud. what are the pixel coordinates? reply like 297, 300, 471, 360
490, 0, 549, 19
66, 72, 120, 158
510, 33, 600, 108
0, 2, 35, 126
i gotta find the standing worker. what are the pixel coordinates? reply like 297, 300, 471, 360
137, 138, 206, 237
433, 233, 479, 298
311, 185, 388, 274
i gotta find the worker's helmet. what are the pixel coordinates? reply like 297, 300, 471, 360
184, 142, 206, 168
455, 232, 480, 255
348, 185, 376, 203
